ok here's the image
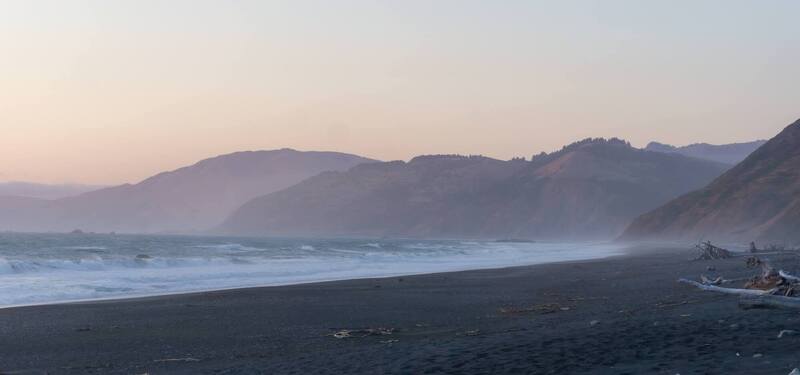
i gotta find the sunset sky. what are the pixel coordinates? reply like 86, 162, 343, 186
1, 0, 798, 185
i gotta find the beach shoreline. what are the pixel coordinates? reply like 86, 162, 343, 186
0, 235, 628, 308
3, 245, 800, 374
1, 245, 632, 311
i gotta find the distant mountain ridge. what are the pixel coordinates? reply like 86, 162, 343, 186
0, 182, 103, 200
645, 140, 766, 165
219, 138, 729, 240
0, 149, 376, 233
623, 119, 800, 242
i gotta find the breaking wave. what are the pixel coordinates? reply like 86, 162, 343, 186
0, 233, 627, 308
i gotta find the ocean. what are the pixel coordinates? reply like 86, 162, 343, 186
0, 233, 627, 308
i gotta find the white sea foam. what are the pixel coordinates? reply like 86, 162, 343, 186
61, 246, 108, 251
0, 235, 627, 308
192, 243, 269, 252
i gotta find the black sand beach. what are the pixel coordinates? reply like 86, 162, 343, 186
3, 246, 800, 374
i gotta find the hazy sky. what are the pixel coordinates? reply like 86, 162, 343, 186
1, 0, 798, 185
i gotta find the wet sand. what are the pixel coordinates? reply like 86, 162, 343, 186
2, 246, 800, 374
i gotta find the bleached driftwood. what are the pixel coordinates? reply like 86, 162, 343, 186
749, 242, 800, 253
678, 278, 776, 296
700, 275, 723, 285
331, 327, 395, 339
683, 278, 800, 309
699, 275, 749, 286
779, 270, 800, 283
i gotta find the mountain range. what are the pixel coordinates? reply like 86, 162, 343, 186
0, 182, 104, 200
218, 139, 729, 239
4, 133, 782, 240
0, 149, 375, 233
622, 119, 800, 243
644, 140, 766, 165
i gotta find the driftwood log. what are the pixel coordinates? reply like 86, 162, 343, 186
680, 254, 800, 308
779, 270, 800, 283
678, 279, 775, 296
699, 275, 749, 286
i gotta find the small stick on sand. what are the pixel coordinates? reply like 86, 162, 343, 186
153, 358, 201, 363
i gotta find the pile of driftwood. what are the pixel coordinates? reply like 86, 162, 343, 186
681, 242, 800, 309
693, 241, 734, 260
